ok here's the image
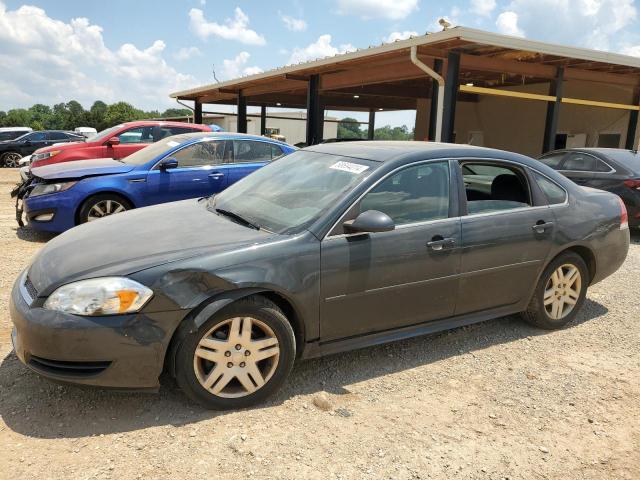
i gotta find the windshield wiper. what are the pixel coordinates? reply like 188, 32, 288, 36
215, 208, 260, 230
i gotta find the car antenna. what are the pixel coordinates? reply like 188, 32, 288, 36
212, 65, 220, 83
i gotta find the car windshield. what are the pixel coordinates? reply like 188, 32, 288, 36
91, 125, 125, 143
210, 150, 377, 234
120, 134, 194, 165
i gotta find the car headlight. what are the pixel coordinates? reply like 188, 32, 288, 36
32, 150, 61, 161
29, 181, 76, 197
44, 277, 153, 316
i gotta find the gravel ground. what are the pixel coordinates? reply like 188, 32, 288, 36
0, 168, 638, 480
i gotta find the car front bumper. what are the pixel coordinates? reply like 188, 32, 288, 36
9, 270, 182, 389
23, 189, 78, 232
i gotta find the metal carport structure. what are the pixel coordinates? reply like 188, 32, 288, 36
170, 27, 640, 154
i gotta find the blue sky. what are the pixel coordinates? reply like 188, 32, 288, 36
1, 0, 639, 127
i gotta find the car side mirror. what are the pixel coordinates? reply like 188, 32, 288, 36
343, 210, 395, 234
23, 140, 31, 145
106, 136, 120, 146
159, 157, 179, 171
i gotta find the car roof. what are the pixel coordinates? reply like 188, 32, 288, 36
0, 127, 31, 132
119, 120, 210, 128
174, 131, 295, 148
303, 141, 532, 165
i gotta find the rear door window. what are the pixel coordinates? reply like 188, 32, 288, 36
49, 132, 70, 141
461, 161, 532, 214
170, 140, 226, 168
562, 153, 611, 172
232, 140, 275, 163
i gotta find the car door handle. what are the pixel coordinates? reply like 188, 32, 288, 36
427, 236, 456, 251
532, 221, 554, 233
208, 172, 225, 179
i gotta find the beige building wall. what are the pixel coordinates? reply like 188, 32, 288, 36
450, 80, 635, 157
209, 111, 338, 146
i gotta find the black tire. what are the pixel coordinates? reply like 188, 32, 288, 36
521, 251, 589, 330
1, 151, 22, 168
78, 193, 132, 224
175, 296, 296, 410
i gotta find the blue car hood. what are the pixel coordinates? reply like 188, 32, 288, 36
31, 158, 135, 180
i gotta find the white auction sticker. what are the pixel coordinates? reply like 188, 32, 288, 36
166, 141, 180, 147
330, 161, 369, 174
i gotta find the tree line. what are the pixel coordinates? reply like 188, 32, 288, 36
0, 101, 193, 132
337, 117, 414, 141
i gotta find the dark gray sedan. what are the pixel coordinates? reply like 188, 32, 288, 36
10, 142, 629, 409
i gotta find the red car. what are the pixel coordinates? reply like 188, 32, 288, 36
30, 121, 212, 168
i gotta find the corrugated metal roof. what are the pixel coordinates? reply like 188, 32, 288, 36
170, 26, 640, 99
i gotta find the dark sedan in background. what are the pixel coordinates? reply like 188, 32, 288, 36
10, 142, 629, 409
1, 130, 84, 167
539, 148, 640, 227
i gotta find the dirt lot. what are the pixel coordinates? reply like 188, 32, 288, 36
0, 168, 638, 480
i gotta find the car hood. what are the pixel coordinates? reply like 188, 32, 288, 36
34, 140, 86, 154
31, 158, 134, 180
27, 199, 276, 295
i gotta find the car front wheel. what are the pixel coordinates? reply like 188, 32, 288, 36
521, 251, 588, 329
175, 296, 296, 409
78, 194, 132, 224
1, 151, 22, 168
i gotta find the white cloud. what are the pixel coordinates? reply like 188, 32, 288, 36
621, 45, 640, 57
496, 11, 524, 37
336, 0, 418, 20
189, 7, 266, 45
383, 31, 419, 43
174, 46, 202, 60
221, 51, 263, 79
0, 2, 198, 110
288, 35, 355, 64
497, 0, 636, 50
279, 12, 307, 31
471, 0, 497, 16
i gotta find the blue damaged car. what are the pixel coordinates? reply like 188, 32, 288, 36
17, 133, 296, 232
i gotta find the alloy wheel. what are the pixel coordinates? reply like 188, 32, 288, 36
543, 263, 581, 320
86, 199, 127, 221
3, 153, 21, 168
193, 317, 280, 398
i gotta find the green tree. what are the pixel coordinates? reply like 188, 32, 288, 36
66, 100, 88, 129
3, 109, 31, 127
28, 104, 53, 130
337, 117, 364, 139
161, 108, 193, 118
374, 124, 413, 140
104, 102, 144, 126
89, 101, 108, 131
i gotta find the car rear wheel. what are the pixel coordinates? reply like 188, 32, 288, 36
1, 151, 22, 168
521, 251, 588, 329
78, 194, 132, 224
175, 296, 296, 409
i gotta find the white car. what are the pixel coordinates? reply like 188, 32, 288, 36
74, 127, 97, 138
0, 126, 32, 142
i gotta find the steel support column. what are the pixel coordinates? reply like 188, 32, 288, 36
367, 110, 375, 140
428, 59, 444, 141
306, 74, 322, 145
542, 67, 564, 153
260, 104, 267, 136
237, 92, 247, 133
625, 89, 640, 150
194, 100, 203, 124
442, 53, 460, 143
